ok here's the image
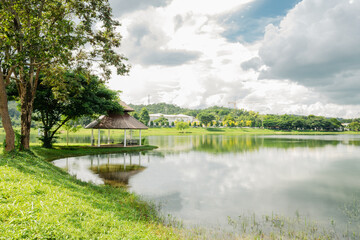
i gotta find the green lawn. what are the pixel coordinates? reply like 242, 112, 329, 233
0, 146, 179, 239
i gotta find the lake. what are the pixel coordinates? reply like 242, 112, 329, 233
53, 134, 360, 233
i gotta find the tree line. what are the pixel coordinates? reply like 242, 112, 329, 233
129, 103, 360, 131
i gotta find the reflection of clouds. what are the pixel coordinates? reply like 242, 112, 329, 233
130, 136, 360, 226
53, 135, 360, 228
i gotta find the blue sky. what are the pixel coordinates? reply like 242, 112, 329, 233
107, 0, 360, 118
223, 0, 302, 42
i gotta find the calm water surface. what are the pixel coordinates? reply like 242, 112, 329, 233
52, 135, 360, 229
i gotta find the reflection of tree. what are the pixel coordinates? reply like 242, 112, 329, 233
348, 140, 360, 146
148, 135, 346, 154
192, 136, 342, 154
262, 138, 340, 149
192, 135, 262, 154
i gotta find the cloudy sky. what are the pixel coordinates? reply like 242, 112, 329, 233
107, 0, 360, 118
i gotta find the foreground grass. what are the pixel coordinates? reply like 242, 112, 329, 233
0, 146, 178, 239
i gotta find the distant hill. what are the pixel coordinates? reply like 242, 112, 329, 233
128, 103, 191, 115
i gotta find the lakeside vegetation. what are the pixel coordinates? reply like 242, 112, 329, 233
1, 126, 360, 149
0, 146, 180, 239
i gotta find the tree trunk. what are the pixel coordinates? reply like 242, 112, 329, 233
19, 82, 35, 150
0, 77, 15, 152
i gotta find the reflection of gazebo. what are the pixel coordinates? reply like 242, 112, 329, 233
85, 101, 148, 147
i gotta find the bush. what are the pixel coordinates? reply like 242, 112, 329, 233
175, 121, 189, 131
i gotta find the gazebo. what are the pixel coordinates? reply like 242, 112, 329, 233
85, 101, 148, 147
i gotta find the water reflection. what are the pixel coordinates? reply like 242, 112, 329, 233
146, 135, 347, 154
53, 135, 360, 231
53, 152, 148, 186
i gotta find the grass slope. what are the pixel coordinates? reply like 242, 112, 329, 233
0, 147, 178, 239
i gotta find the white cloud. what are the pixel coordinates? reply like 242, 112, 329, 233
257, 0, 360, 105
110, 1, 259, 109
108, 0, 360, 118
166, 0, 253, 15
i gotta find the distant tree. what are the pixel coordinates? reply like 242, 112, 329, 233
139, 108, 150, 125
132, 112, 140, 120
154, 116, 168, 127
171, 121, 175, 127
292, 118, 306, 130
348, 122, 360, 131
197, 112, 215, 127
218, 109, 231, 116
263, 115, 279, 129
329, 118, 342, 131
150, 121, 154, 127
176, 121, 189, 131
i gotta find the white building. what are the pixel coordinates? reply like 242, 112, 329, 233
149, 113, 195, 124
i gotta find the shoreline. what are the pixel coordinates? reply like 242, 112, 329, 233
0, 145, 178, 239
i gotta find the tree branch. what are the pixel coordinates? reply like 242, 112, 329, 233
50, 116, 70, 139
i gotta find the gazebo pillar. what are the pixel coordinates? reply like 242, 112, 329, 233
98, 129, 101, 147
91, 129, 94, 146
124, 130, 127, 147
107, 129, 110, 144
139, 130, 142, 146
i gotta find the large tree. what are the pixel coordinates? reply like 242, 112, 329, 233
0, 0, 129, 151
31, 72, 123, 148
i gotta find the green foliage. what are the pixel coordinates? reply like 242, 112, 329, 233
197, 112, 216, 127
348, 122, 360, 131
139, 108, 150, 125
175, 121, 189, 131
124, 103, 351, 132
30, 72, 123, 148
129, 103, 187, 115
0, 0, 129, 150
132, 112, 140, 120
263, 114, 343, 131
0, 0, 129, 81
154, 116, 169, 127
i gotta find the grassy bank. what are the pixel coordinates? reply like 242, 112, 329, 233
0, 146, 179, 239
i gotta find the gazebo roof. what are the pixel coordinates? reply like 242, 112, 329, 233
85, 113, 148, 130
120, 100, 134, 112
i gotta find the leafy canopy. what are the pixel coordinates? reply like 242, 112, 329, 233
31, 72, 123, 148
